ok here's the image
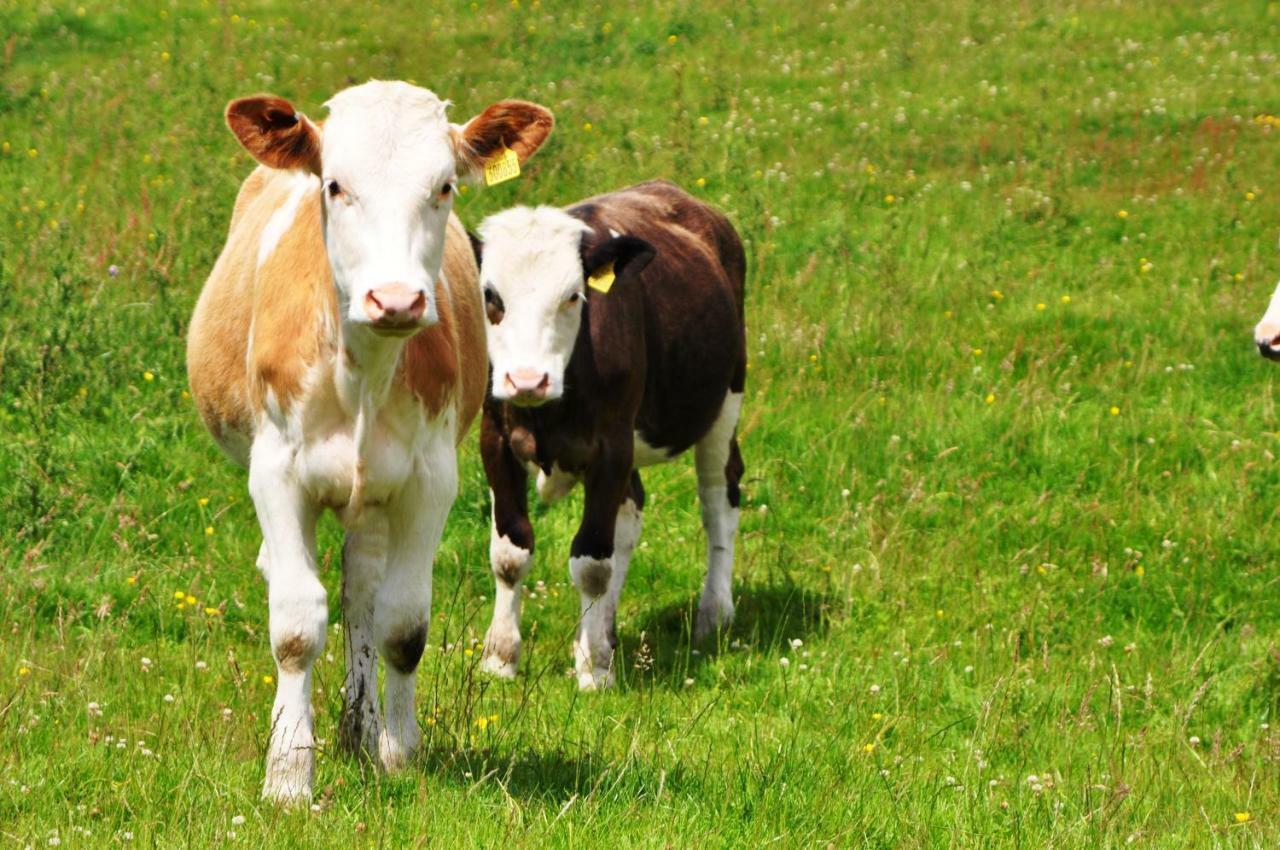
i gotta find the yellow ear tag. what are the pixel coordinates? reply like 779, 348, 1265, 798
587, 260, 616, 294
484, 146, 521, 187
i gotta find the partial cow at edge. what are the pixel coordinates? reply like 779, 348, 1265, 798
186, 80, 553, 803
1255, 277, 1280, 361
472, 180, 747, 690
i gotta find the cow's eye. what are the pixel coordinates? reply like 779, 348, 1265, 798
326, 179, 343, 199
565, 292, 582, 306
483, 286, 504, 325
439, 183, 454, 199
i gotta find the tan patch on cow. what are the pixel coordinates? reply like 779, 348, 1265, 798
274, 633, 312, 673
400, 213, 487, 443
188, 168, 335, 455
250, 188, 337, 410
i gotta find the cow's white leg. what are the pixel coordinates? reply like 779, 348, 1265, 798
693, 391, 744, 642
481, 494, 533, 680
250, 431, 327, 805
375, 435, 456, 771
572, 474, 643, 690
1255, 279, 1280, 357
338, 512, 388, 759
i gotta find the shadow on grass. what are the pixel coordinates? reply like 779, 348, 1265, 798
617, 581, 837, 689
361, 742, 690, 806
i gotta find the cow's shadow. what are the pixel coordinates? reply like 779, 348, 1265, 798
381, 743, 686, 805
615, 581, 837, 689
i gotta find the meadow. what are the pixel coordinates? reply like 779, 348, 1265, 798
1, 0, 1279, 846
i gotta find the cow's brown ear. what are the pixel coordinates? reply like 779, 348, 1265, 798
454, 100, 554, 181
582, 235, 655, 292
226, 95, 322, 174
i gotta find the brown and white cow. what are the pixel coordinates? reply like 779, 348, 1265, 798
472, 180, 747, 689
186, 81, 552, 803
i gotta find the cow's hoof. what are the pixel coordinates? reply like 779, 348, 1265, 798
480, 652, 518, 680
576, 667, 615, 691
378, 726, 420, 773
261, 768, 312, 807
694, 599, 734, 643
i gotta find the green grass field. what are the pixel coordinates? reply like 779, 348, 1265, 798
2, 0, 1279, 845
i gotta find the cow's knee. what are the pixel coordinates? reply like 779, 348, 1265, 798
570, 555, 613, 599
490, 525, 533, 587
382, 623, 428, 675
269, 585, 328, 673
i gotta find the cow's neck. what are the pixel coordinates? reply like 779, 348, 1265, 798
333, 322, 409, 522
335, 325, 406, 416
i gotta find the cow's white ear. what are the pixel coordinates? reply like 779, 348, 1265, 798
226, 95, 322, 174
453, 100, 555, 182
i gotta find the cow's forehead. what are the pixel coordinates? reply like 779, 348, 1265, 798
479, 207, 590, 292
321, 80, 456, 186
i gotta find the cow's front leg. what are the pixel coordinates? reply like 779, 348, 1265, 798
480, 408, 534, 679
250, 440, 327, 805
571, 440, 634, 691
376, 441, 457, 771
338, 512, 389, 760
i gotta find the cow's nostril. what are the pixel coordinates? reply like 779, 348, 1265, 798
408, 292, 426, 318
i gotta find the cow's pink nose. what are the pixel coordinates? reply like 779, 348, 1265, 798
504, 369, 551, 401
364, 285, 427, 325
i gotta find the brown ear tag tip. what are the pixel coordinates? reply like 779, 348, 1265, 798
587, 260, 616, 294
484, 146, 521, 187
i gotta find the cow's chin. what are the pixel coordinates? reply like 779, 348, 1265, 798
370, 324, 424, 339
1258, 341, 1280, 362
507, 392, 556, 409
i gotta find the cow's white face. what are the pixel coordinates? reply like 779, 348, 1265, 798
1256, 280, 1280, 361
477, 207, 655, 406
225, 82, 554, 337
478, 208, 590, 405
320, 83, 458, 335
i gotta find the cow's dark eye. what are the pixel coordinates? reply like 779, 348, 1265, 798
326, 179, 343, 198
439, 183, 453, 198
483, 287, 504, 325
565, 292, 582, 306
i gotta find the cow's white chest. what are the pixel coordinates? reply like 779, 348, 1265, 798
291, 394, 447, 511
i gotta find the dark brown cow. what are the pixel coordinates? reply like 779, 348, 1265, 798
471, 180, 746, 689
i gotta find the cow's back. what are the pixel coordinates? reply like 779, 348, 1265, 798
568, 181, 747, 454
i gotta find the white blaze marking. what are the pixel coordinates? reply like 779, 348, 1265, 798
257, 174, 315, 269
